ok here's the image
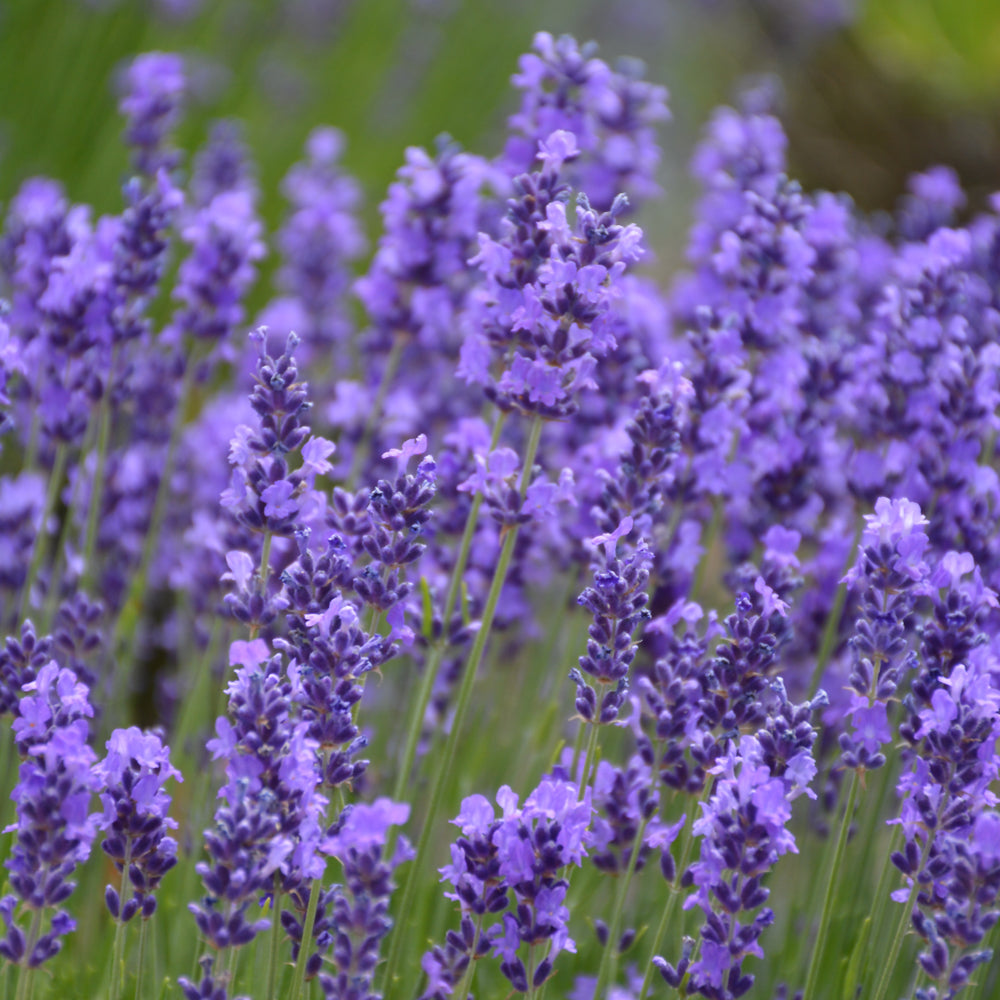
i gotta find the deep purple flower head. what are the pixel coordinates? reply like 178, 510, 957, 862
898, 165, 966, 241
191, 120, 256, 207
571, 522, 652, 725
845, 496, 931, 588
314, 799, 412, 1000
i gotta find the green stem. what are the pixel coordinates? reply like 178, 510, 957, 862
579, 716, 601, 800
265, 884, 284, 1000
689, 495, 722, 601
111, 844, 134, 1000
639, 786, 708, 1000
569, 718, 587, 787
807, 520, 863, 699
13, 965, 32, 1000
381, 415, 544, 996
111, 355, 198, 721
449, 914, 485, 1000
285, 877, 322, 1000
18, 442, 69, 621
227, 940, 239, 992
802, 772, 859, 1000
871, 831, 936, 1000
0, 727, 14, 833
135, 919, 148, 1000
38, 419, 99, 631
593, 813, 653, 998
15, 909, 44, 1000
259, 530, 274, 593
389, 413, 507, 804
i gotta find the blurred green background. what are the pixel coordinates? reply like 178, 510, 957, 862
2, 0, 1000, 265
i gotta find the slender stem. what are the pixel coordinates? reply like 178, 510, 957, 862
227, 938, 239, 991
593, 813, 652, 998
449, 914, 485, 1000
112, 353, 198, 666
801, 772, 859, 1000
569, 718, 587, 786
111, 844, 134, 1000
15, 909, 44, 1000
18, 442, 69, 621
381, 415, 543, 996
285, 877, 321, 1000
390, 413, 507, 803
807, 520, 863, 699
265, 884, 284, 1000
0, 728, 14, 833
39, 420, 97, 631
14, 965, 31, 1000
579, 717, 601, 801
259, 530, 274, 592
689, 495, 722, 600
871, 830, 936, 1000
639, 786, 707, 1000
135, 918, 148, 1000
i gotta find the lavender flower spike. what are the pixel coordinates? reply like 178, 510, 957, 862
1, 663, 99, 969
95, 726, 182, 923
119, 52, 186, 177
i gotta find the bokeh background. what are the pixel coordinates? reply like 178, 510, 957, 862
3, 0, 1000, 281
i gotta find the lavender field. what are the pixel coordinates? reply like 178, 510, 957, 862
1, 3, 999, 999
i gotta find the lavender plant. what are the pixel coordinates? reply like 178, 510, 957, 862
1, 26, 1000, 1000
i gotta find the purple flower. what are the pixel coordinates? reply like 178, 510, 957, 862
504, 33, 668, 212
118, 52, 185, 175
461, 133, 644, 419
0, 666, 99, 969
423, 776, 592, 996
95, 727, 182, 921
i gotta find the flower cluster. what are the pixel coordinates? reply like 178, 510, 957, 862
460, 131, 644, 419
1, 662, 99, 968
422, 776, 593, 996
655, 730, 817, 999
94, 726, 182, 923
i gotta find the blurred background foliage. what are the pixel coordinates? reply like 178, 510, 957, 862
1, 0, 999, 271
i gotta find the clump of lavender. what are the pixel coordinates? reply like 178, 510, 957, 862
223, 329, 335, 633
422, 776, 593, 997
890, 661, 1000, 998
838, 497, 931, 773
655, 729, 817, 999
169, 189, 265, 352
316, 799, 412, 1000
189, 644, 326, 954
460, 130, 644, 420
274, 127, 365, 361
0, 662, 99, 970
